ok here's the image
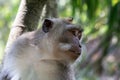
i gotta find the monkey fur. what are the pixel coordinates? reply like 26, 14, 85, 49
0, 18, 83, 80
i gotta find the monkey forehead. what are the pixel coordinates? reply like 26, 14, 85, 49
46, 18, 83, 31
65, 24, 83, 32
66, 24, 79, 28
51, 19, 77, 26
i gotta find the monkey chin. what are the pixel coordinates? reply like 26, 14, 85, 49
64, 50, 81, 63
70, 52, 81, 60
58, 43, 81, 62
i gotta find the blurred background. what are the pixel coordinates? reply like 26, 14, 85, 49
0, 0, 120, 80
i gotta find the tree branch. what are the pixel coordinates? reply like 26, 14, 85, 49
5, 0, 47, 55
45, 0, 58, 18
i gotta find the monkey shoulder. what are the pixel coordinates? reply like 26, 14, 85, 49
15, 29, 44, 46
13, 31, 37, 47
8, 30, 45, 57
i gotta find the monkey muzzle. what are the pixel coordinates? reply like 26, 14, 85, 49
69, 44, 81, 56
59, 43, 81, 58
69, 47, 81, 55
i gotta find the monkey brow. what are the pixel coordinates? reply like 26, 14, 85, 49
66, 24, 83, 32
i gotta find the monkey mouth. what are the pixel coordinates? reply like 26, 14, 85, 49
67, 49, 81, 60
69, 50, 81, 56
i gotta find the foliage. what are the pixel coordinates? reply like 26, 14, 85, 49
0, 0, 20, 61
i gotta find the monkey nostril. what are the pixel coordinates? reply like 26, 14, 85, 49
79, 45, 81, 48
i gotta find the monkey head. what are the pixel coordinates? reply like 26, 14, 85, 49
41, 18, 83, 63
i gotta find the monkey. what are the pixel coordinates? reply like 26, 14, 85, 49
0, 18, 83, 80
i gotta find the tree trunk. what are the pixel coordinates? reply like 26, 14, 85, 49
5, 0, 47, 55
45, 0, 58, 18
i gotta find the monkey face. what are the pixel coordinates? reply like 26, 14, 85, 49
42, 18, 83, 62
57, 27, 82, 62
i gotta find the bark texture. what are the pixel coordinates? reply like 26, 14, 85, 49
45, 0, 58, 18
5, 0, 47, 54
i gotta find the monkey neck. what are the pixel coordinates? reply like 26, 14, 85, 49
21, 60, 74, 80
40, 60, 74, 80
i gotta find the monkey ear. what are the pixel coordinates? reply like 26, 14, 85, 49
42, 19, 53, 33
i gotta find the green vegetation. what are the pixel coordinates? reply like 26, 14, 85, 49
0, 0, 20, 60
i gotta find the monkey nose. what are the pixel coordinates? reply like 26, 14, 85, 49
79, 44, 81, 48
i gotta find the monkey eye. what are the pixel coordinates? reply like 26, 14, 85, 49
69, 29, 82, 40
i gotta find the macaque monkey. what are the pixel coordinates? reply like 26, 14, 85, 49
0, 18, 83, 80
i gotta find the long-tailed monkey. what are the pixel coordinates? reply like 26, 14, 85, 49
0, 18, 83, 80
